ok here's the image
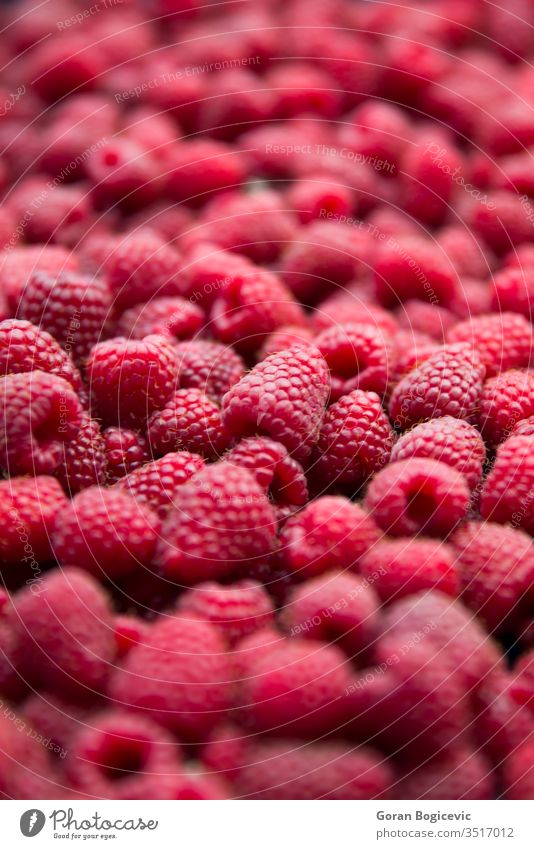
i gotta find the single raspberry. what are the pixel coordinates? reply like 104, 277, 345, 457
166, 139, 247, 205
492, 266, 534, 319
312, 389, 395, 489
451, 520, 534, 633
114, 297, 204, 342
373, 236, 459, 308
103, 427, 150, 484
360, 538, 459, 604
447, 313, 533, 377
155, 463, 277, 584
478, 369, 534, 445
450, 278, 493, 320
180, 243, 252, 310
0, 245, 79, 313
117, 451, 204, 518
266, 61, 343, 119
364, 458, 470, 537
147, 388, 233, 460
0, 371, 82, 476
65, 711, 182, 800
307, 31, 378, 104
222, 346, 330, 463
315, 321, 393, 401
0, 710, 59, 799
86, 138, 162, 211
110, 615, 234, 741
0, 476, 67, 569
177, 580, 274, 646
196, 69, 276, 140
175, 340, 245, 404
25, 34, 104, 100
472, 670, 533, 764
390, 416, 486, 491
12, 567, 115, 700
259, 325, 316, 360
312, 295, 398, 337
281, 571, 380, 658
0, 319, 84, 395
395, 300, 457, 342
225, 436, 308, 522
114, 615, 151, 658
436, 225, 493, 280
279, 496, 379, 578
468, 191, 534, 254
55, 411, 107, 494
236, 739, 393, 800
480, 435, 534, 534
400, 132, 463, 226
389, 343, 485, 430
503, 743, 534, 799
87, 335, 178, 429
21, 691, 93, 755
52, 486, 161, 580
395, 748, 494, 800
7, 180, 92, 248
337, 101, 411, 172
285, 177, 355, 224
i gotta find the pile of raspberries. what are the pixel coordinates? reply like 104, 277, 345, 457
0, 0, 534, 802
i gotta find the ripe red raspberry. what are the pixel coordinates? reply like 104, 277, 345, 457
447, 313, 533, 377
110, 615, 234, 741
177, 580, 274, 646
279, 496, 379, 578
236, 739, 393, 800
168, 772, 231, 801
503, 743, 534, 799
492, 266, 534, 319
388, 332, 438, 387
222, 346, 330, 463
0, 710, 59, 799
471, 668, 533, 765
436, 225, 493, 280
389, 343, 485, 430
281, 571, 380, 657
0, 246, 79, 312
315, 321, 393, 401
12, 567, 115, 699
478, 370, 534, 445
210, 267, 307, 354
87, 335, 178, 429
196, 69, 276, 140
364, 458, 470, 537
52, 486, 160, 579
360, 538, 459, 604
285, 177, 354, 224
225, 436, 308, 523
338, 101, 411, 172
0, 371, 82, 475
395, 299, 457, 343
166, 140, 247, 205
0, 319, 84, 396
86, 138, 162, 211
480, 435, 534, 534
259, 325, 315, 360
180, 243, 253, 310
266, 61, 343, 119
25, 35, 104, 100
148, 388, 232, 460
373, 236, 459, 308
56, 411, 107, 494
237, 636, 352, 737
7, 180, 93, 247
116, 300, 201, 347
312, 389, 395, 489
102, 427, 150, 484
175, 340, 245, 404
468, 191, 534, 254
512, 416, 534, 436
451, 520, 534, 633
65, 711, 182, 800
114, 615, 151, 659
390, 416, 486, 491
21, 691, 93, 756
0, 476, 67, 569
117, 451, 205, 518
400, 132, 463, 226
395, 748, 494, 800
312, 295, 398, 337
155, 463, 277, 584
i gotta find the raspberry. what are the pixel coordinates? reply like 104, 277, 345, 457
155, 463, 277, 584
400, 132, 463, 226
168, 772, 231, 800
196, 69, 275, 139
390, 416, 486, 491
315, 321, 393, 401
148, 388, 232, 460
364, 458, 470, 537
0, 371, 82, 476
395, 300, 457, 343
503, 743, 534, 799
177, 580, 274, 646
117, 451, 205, 518
102, 427, 150, 484
12, 567, 115, 699
236, 636, 352, 736
492, 266, 534, 319
114, 297, 204, 342
52, 486, 160, 580
0, 319, 84, 395
175, 340, 245, 404
0, 476, 67, 569
480, 435, 534, 534
281, 571, 380, 657
65, 711, 182, 800
7, 180, 92, 248
360, 538, 459, 604
0, 246, 79, 312
109, 615, 234, 741
337, 101, 411, 172
21, 691, 93, 755
472, 670, 533, 764
478, 370, 534, 445
312, 389, 395, 489
86, 138, 162, 211
447, 313, 533, 377
312, 295, 398, 337
225, 436, 308, 522
512, 416, 534, 436
56, 411, 107, 494
222, 346, 330, 463
279, 497, 379, 578
166, 140, 247, 205
87, 335, 178, 429
436, 225, 493, 280
468, 191, 534, 254
26, 35, 104, 100
236, 740, 393, 800
114, 615, 151, 658
450, 278, 493, 320
395, 748, 494, 800
285, 177, 354, 224
0, 710, 58, 799
373, 236, 459, 308
180, 243, 252, 310
266, 61, 343, 119
259, 325, 316, 360
388, 343, 485, 430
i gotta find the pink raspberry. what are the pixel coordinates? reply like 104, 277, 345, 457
400, 132, 463, 226
196, 69, 275, 140
7, 180, 92, 247
361, 538, 459, 604
364, 458, 470, 537
21, 691, 93, 755
166, 139, 247, 205
492, 266, 534, 319
222, 346, 330, 463
86, 138, 162, 211
474, 671, 534, 765
315, 321, 393, 401
56, 411, 107, 494
395, 748, 494, 800
313, 389, 395, 489
114, 297, 204, 342
259, 325, 315, 360
313, 295, 398, 337
177, 580, 274, 646
110, 615, 234, 741
373, 236, 459, 307
468, 191, 534, 254
155, 463, 277, 584
148, 388, 233, 460
437, 225, 493, 280
447, 312, 533, 377
25, 34, 104, 100
175, 340, 245, 404
389, 343, 485, 429
0, 245, 79, 313
390, 416, 486, 490
180, 243, 253, 310
279, 496, 379, 578
0, 371, 82, 475
285, 177, 354, 224
337, 101, 411, 172
503, 743, 534, 799
478, 369, 534, 445
102, 426, 150, 484
0, 710, 58, 799
481, 435, 534, 534
396, 300, 457, 342
117, 451, 204, 518
512, 416, 534, 436
0, 319, 84, 396
114, 615, 151, 658
266, 61, 343, 119
0, 475, 67, 568
52, 486, 160, 579
87, 335, 178, 429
